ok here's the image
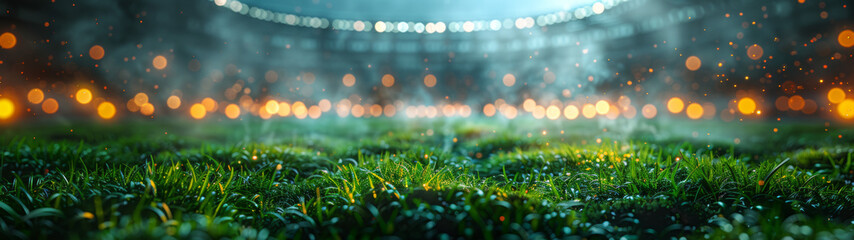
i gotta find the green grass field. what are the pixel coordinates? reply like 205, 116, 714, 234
1, 119, 853, 239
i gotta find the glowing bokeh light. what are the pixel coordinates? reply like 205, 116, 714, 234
828, 88, 845, 104
292, 101, 307, 119
642, 104, 657, 119
190, 104, 206, 119
581, 104, 596, 119
595, 100, 609, 115
42, 98, 58, 114
546, 105, 560, 120
737, 97, 757, 114
89, 45, 105, 60
139, 103, 154, 116
839, 99, 854, 119
27, 88, 44, 104
97, 102, 116, 119
277, 102, 291, 117
747, 44, 763, 60
152, 55, 168, 70
685, 56, 701, 71
76, 89, 93, 104
564, 105, 579, 120
667, 98, 684, 114
133, 93, 149, 106
342, 74, 356, 87
265, 100, 280, 114
502, 74, 515, 87
381, 74, 395, 87
788, 95, 805, 111
0, 98, 14, 119
167, 96, 181, 109
0, 32, 16, 49
201, 97, 218, 112
225, 104, 241, 119
686, 103, 703, 119
483, 104, 496, 117
424, 74, 437, 87
839, 30, 854, 48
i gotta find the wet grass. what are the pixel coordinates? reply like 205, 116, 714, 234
1, 118, 853, 239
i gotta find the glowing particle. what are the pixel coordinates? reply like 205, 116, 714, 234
152, 55, 168, 70
747, 44, 763, 60
564, 105, 579, 120
342, 73, 356, 87
642, 104, 657, 119
738, 97, 757, 114
27, 88, 44, 104
839, 30, 854, 48
277, 102, 291, 117
0, 32, 16, 49
190, 104, 206, 119
595, 100, 609, 114
523, 99, 536, 112
97, 102, 116, 119
382, 74, 395, 87
582, 104, 596, 118
787, 95, 805, 111
76, 89, 93, 104
167, 95, 181, 109
686, 103, 703, 119
140, 103, 154, 116
483, 104, 496, 117
502, 74, 515, 87
685, 56, 701, 71
839, 99, 854, 119
828, 88, 845, 104
201, 97, 217, 112
424, 74, 437, 87
89, 45, 105, 60
265, 100, 280, 114
225, 104, 240, 119
546, 105, 560, 120
292, 101, 307, 119
133, 92, 149, 106
42, 98, 58, 114
667, 97, 684, 113
0, 98, 14, 119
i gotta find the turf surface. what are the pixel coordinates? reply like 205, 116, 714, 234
1, 119, 853, 239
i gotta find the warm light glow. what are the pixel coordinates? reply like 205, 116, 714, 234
747, 44, 763, 60
370, 104, 383, 117
581, 104, 596, 119
42, 98, 58, 114
225, 104, 241, 119
564, 105, 579, 120
775, 96, 789, 111
0, 98, 14, 119
27, 88, 44, 104
167, 96, 181, 109
839, 99, 854, 119
351, 104, 365, 118
139, 103, 154, 116
342, 74, 356, 87
522, 99, 536, 112
595, 100, 609, 115
265, 100, 280, 114
381, 74, 395, 87
277, 102, 291, 117
202, 97, 217, 112
787, 95, 805, 111
292, 101, 307, 119
839, 30, 854, 48
424, 74, 437, 87
76, 89, 93, 104
686, 103, 703, 119
318, 99, 331, 112
546, 105, 560, 120
308, 105, 322, 119
383, 105, 396, 117
89, 45, 105, 60
152, 55, 168, 70
0, 32, 16, 49
738, 97, 757, 114
667, 98, 684, 113
502, 74, 516, 87
97, 102, 116, 119
828, 88, 845, 104
685, 56, 701, 71
190, 103, 206, 119
483, 104, 496, 117
642, 104, 657, 119
133, 93, 149, 106
503, 105, 517, 119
